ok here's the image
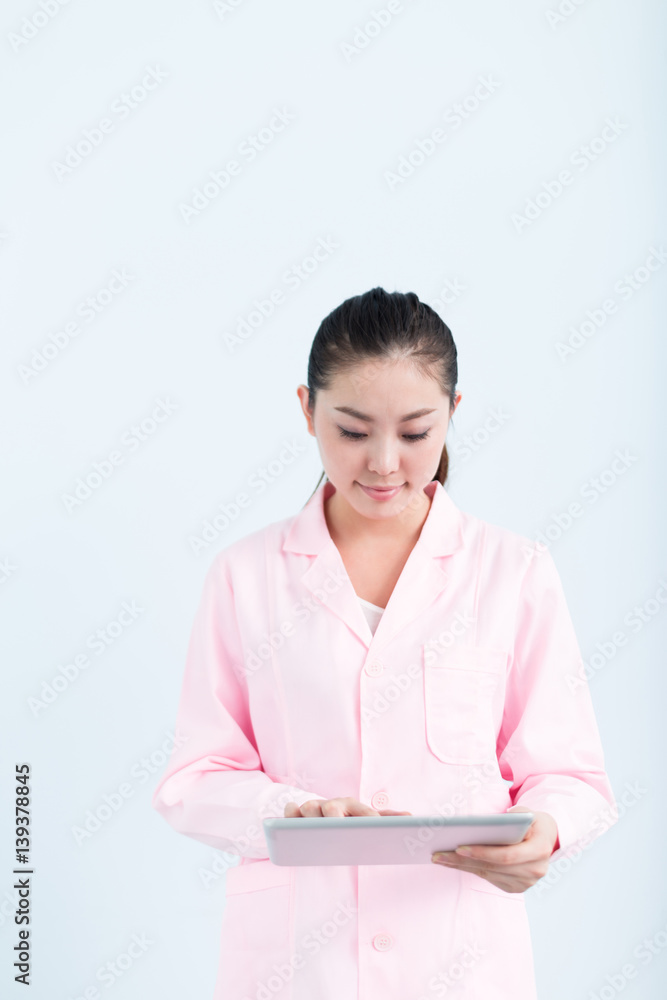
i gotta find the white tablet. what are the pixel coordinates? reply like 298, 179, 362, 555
264, 812, 534, 866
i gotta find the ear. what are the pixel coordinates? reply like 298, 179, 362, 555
296, 385, 316, 435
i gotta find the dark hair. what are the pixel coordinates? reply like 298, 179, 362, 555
303, 286, 458, 504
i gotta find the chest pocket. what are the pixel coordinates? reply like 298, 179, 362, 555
423, 643, 508, 765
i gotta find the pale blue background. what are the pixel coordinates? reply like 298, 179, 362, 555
1, 1, 665, 997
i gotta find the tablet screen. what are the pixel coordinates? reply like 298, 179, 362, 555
264, 812, 534, 866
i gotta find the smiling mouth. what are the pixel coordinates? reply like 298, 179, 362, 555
359, 483, 404, 490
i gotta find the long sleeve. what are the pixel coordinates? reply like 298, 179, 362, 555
151, 552, 327, 860
497, 542, 618, 863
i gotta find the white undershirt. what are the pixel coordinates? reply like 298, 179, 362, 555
358, 596, 385, 636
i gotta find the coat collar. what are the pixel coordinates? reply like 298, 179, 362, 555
283, 479, 466, 651
284, 478, 465, 557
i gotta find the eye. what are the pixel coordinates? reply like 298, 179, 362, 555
337, 428, 366, 440
337, 427, 430, 442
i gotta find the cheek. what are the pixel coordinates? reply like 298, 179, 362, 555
411, 439, 442, 464
405, 439, 444, 478
427, 432, 447, 458
320, 430, 356, 467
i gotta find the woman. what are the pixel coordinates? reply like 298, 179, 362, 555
152, 287, 617, 999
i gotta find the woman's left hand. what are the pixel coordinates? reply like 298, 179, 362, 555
431, 807, 559, 893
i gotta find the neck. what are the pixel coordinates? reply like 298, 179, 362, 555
324, 484, 432, 547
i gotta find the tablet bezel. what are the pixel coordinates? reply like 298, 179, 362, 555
263, 812, 534, 866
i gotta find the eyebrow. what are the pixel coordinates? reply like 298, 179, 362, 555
333, 406, 437, 423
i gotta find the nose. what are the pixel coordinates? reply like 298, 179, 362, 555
367, 439, 400, 477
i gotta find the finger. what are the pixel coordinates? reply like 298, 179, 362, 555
433, 848, 550, 883
313, 799, 377, 818
332, 799, 380, 817
299, 800, 327, 816
433, 855, 534, 878
450, 836, 546, 865
377, 810, 412, 816
461, 864, 539, 894
319, 802, 344, 817
465, 869, 520, 893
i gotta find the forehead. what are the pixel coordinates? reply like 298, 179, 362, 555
324, 358, 445, 406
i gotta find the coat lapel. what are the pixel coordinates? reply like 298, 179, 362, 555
283, 479, 465, 650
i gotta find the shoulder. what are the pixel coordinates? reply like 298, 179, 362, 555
457, 503, 551, 579
203, 505, 299, 585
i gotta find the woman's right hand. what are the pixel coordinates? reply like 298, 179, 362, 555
284, 797, 412, 818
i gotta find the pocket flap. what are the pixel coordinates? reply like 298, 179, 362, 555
225, 859, 292, 896
425, 645, 508, 673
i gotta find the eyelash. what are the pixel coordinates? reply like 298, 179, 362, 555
337, 427, 430, 442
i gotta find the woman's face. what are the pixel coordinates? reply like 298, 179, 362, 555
297, 358, 461, 522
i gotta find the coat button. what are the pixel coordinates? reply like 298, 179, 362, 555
365, 660, 383, 676
371, 791, 389, 809
372, 932, 394, 951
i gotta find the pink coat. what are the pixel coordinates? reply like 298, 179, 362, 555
152, 478, 617, 999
